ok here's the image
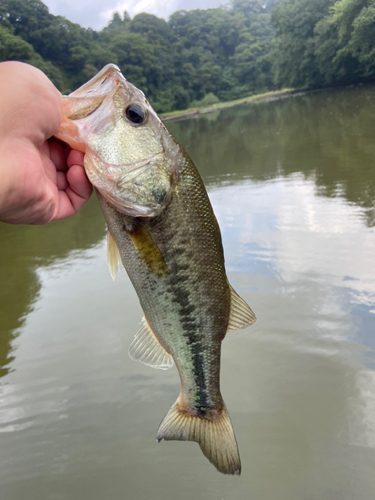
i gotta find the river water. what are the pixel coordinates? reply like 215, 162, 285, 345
1, 85, 375, 499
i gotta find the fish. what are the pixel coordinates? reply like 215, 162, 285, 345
55, 64, 256, 475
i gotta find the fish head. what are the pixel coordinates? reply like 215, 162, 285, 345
55, 64, 181, 217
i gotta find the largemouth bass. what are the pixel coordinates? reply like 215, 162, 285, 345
55, 64, 256, 475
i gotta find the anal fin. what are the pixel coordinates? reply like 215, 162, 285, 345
129, 317, 173, 370
227, 286, 256, 331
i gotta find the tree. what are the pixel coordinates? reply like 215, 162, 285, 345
271, 0, 337, 88
5, 0, 375, 112
331, 0, 375, 78
0, 24, 63, 87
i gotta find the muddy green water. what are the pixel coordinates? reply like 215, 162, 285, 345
1, 86, 375, 499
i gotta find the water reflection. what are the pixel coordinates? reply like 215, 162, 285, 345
168, 84, 375, 226
0, 223, 40, 377
210, 174, 375, 363
0, 197, 105, 378
1, 85, 375, 499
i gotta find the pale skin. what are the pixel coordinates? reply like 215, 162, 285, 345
0, 61, 92, 225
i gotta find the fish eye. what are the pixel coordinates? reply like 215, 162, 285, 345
125, 103, 147, 125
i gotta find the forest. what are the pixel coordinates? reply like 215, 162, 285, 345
1, 0, 375, 112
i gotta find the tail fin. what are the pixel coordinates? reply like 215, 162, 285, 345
156, 398, 241, 475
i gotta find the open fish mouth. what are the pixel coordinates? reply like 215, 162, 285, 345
59, 65, 123, 125
62, 64, 149, 123
68, 64, 122, 99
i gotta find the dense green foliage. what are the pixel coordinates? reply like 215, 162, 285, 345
271, 0, 375, 88
0, 0, 375, 111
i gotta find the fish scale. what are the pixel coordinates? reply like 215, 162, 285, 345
99, 157, 228, 411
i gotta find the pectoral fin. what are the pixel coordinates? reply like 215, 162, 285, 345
129, 317, 173, 370
107, 229, 123, 281
227, 286, 256, 331
129, 225, 168, 277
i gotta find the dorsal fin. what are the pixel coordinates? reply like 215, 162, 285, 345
129, 317, 174, 370
227, 286, 256, 331
107, 229, 123, 281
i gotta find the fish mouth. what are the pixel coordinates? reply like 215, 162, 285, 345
59, 65, 124, 125
69, 64, 122, 99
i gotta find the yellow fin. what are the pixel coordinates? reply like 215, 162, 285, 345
156, 398, 241, 475
129, 225, 168, 277
227, 286, 256, 331
129, 317, 173, 370
107, 229, 123, 281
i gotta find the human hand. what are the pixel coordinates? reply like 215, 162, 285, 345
0, 61, 92, 225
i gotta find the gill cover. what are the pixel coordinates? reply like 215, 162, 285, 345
55, 64, 179, 217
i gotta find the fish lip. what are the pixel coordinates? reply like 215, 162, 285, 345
61, 65, 124, 121
68, 64, 122, 98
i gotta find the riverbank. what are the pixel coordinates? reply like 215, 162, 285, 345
161, 88, 297, 122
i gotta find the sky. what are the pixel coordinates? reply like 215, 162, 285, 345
43, 0, 225, 31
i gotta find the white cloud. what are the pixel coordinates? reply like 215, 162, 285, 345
43, 0, 224, 30
101, 0, 180, 24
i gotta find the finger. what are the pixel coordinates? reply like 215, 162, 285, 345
56, 171, 68, 191
65, 145, 72, 160
49, 141, 67, 171
51, 190, 78, 220
67, 164, 93, 200
50, 165, 93, 220
67, 149, 85, 168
